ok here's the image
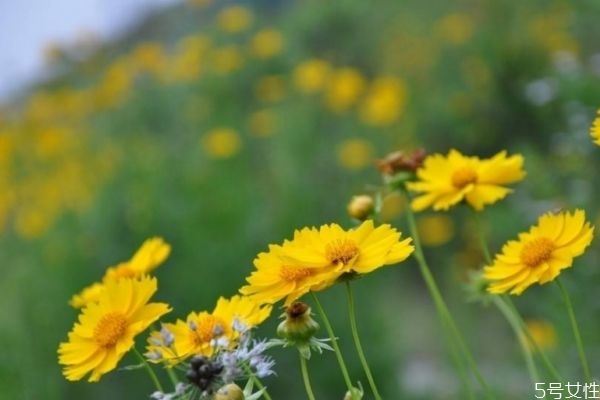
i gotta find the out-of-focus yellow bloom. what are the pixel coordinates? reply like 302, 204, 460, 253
168, 35, 210, 83
202, 127, 242, 159
248, 109, 277, 137
293, 59, 331, 94
15, 207, 52, 239
324, 67, 365, 112
336, 139, 373, 170
417, 215, 455, 247
217, 6, 253, 33
435, 13, 474, 45
249, 29, 284, 59
525, 319, 557, 351
359, 77, 407, 127
93, 58, 133, 108
129, 42, 168, 77
254, 75, 286, 103
484, 209, 593, 295
210, 45, 244, 74
380, 192, 406, 222
590, 109, 600, 146
528, 11, 579, 54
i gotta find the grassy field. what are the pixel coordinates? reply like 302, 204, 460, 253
1, 0, 600, 398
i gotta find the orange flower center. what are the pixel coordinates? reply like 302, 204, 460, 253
279, 265, 315, 282
520, 237, 555, 267
190, 315, 227, 346
94, 312, 127, 348
325, 238, 359, 265
451, 167, 478, 189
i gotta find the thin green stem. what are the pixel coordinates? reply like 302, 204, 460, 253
556, 278, 592, 382
242, 362, 273, 400
502, 296, 564, 382
133, 347, 163, 392
165, 366, 179, 388
441, 315, 476, 400
311, 292, 354, 394
345, 281, 382, 400
491, 296, 539, 384
472, 211, 492, 264
300, 354, 317, 400
404, 201, 494, 399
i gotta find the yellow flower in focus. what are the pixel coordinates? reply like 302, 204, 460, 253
336, 139, 373, 170
254, 75, 286, 103
406, 149, 526, 212
248, 109, 277, 137
249, 29, 284, 59
359, 77, 407, 127
58, 276, 171, 381
525, 319, 557, 351
324, 67, 365, 112
591, 109, 600, 146
211, 45, 244, 74
417, 215, 455, 246
153, 296, 271, 361
202, 128, 242, 159
217, 6, 253, 33
240, 220, 414, 305
293, 59, 330, 94
435, 13, 474, 45
70, 237, 171, 308
484, 209, 593, 295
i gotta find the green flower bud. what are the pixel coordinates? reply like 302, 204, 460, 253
347, 195, 374, 221
213, 383, 244, 400
276, 301, 319, 344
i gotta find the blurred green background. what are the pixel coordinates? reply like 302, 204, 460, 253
1, 0, 600, 398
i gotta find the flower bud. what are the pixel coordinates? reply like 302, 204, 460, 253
213, 383, 245, 400
347, 195, 374, 221
276, 301, 319, 344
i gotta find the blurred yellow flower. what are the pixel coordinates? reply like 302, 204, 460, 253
93, 58, 133, 108
58, 276, 171, 381
202, 127, 242, 159
293, 59, 331, 94
217, 6, 253, 33
379, 192, 406, 222
70, 237, 171, 308
591, 109, 600, 146
240, 220, 414, 305
249, 29, 284, 59
324, 67, 365, 112
254, 75, 286, 103
417, 215, 455, 246
406, 149, 526, 211
528, 11, 579, 54
435, 13, 474, 45
359, 77, 407, 126
169, 35, 210, 83
130, 42, 168, 77
525, 319, 557, 351
149, 295, 271, 362
484, 209, 593, 295
248, 109, 277, 137
336, 138, 373, 170
210, 45, 244, 74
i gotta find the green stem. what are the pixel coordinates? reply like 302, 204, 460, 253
311, 292, 355, 394
300, 354, 317, 400
242, 362, 273, 400
556, 278, 592, 382
441, 315, 476, 400
472, 211, 492, 264
133, 347, 163, 392
345, 281, 383, 400
165, 366, 179, 388
491, 296, 539, 384
404, 201, 494, 398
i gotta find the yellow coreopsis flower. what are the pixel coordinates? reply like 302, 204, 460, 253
324, 67, 365, 112
58, 276, 171, 382
240, 220, 414, 305
202, 127, 242, 159
149, 296, 271, 363
292, 59, 330, 94
249, 29, 284, 59
359, 77, 407, 126
70, 237, 171, 308
591, 109, 600, 146
484, 209, 593, 295
216, 6, 253, 33
406, 149, 526, 212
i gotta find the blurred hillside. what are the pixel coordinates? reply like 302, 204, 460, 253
1, 0, 600, 399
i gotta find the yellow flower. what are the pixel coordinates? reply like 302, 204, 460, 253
525, 319, 557, 351
359, 77, 407, 126
324, 67, 365, 112
293, 59, 330, 94
249, 29, 284, 59
435, 13, 474, 45
240, 220, 414, 305
417, 215, 455, 246
484, 209, 593, 295
406, 149, 526, 212
216, 6, 253, 33
210, 45, 244, 74
58, 276, 171, 382
336, 139, 373, 170
591, 109, 600, 146
202, 128, 242, 159
70, 237, 171, 308
150, 296, 271, 362
248, 109, 277, 137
